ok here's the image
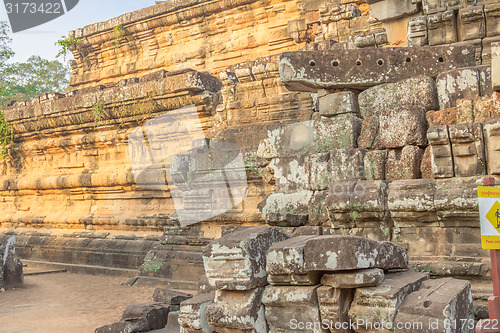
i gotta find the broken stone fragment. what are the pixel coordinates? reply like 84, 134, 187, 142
317, 286, 355, 333
388, 179, 437, 226
279, 46, 475, 91
152, 288, 193, 305
394, 278, 473, 333
178, 292, 215, 333
206, 288, 267, 333
302, 235, 408, 271
262, 285, 326, 333
118, 302, 170, 333
95, 321, 131, 333
321, 268, 384, 288
202, 226, 288, 290
348, 271, 429, 332
358, 76, 439, 119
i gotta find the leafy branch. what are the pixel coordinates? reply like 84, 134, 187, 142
55, 35, 79, 60
0, 110, 13, 158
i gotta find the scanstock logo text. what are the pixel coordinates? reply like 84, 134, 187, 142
4, 0, 79, 33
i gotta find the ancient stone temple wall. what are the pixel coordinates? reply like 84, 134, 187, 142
1, 0, 500, 314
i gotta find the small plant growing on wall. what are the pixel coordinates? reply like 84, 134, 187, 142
0, 111, 13, 158
55, 35, 79, 60
91, 100, 105, 128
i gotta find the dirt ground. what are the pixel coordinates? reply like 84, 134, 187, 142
0, 271, 158, 333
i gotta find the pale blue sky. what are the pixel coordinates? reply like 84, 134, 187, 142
0, 1, 156, 63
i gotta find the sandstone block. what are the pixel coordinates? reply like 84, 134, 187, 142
493, 42, 500, 91
317, 286, 355, 333
328, 149, 366, 183
326, 181, 358, 228
408, 16, 428, 47
279, 46, 475, 91
302, 235, 408, 271
319, 91, 359, 117
267, 272, 321, 286
434, 177, 482, 226
428, 11, 457, 46
268, 117, 361, 157
367, 0, 419, 22
269, 155, 308, 192
421, 146, 433, 179
379, 106, 427, 149
349, 180, 388, 227
483, 117, 500, 174
485, 3, 500, 37
178, 292, 215, 333
388, 179, 437, 226
481, 35, 500, 64
321, 268, 384, 288
265, 212, 308, 227
394, 278, 473, 333
358, 116, 380, 150
348, 271, 429, 332
266, 235, 317, 276
153, 289, 193, 305
449, 122, 486, 177
308, 191, 330, 227
458, 6, 486, 41
262, 285, 326, 333
422, 0, 460, 14
206, 288, 267, 333
385, 146, 424, 180
364, 150, 387, 180
436, 66, 492, 109
256, 138, 278, 160
358, 76, 439, 119
307, 152, 330, 191
427, 125, 454, 178
314, 116, 362, 151
202, 226, 288, 290
258, 191, 314, 226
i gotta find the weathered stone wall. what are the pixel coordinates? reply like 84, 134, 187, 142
0, 0, 499, 315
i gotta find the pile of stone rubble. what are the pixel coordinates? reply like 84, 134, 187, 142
179, 226, 474, 333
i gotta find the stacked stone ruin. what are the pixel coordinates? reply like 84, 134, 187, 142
178, 226, 474, 333
1, 0, 500, 321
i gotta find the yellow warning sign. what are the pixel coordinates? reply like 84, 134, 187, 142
478, 186, 500, 249
486, 201, 500, 231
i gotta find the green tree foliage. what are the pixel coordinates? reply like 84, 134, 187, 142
0, 21, 70, 107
